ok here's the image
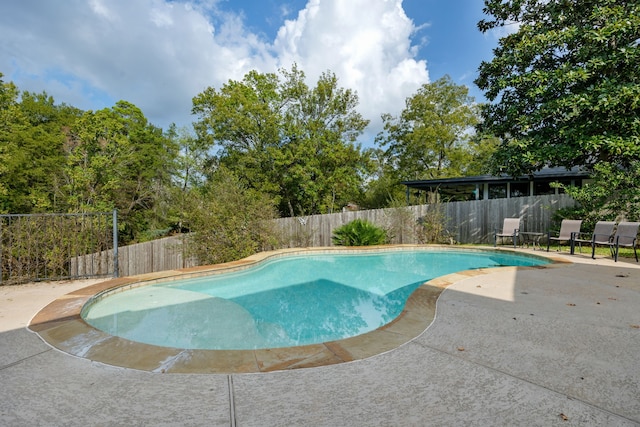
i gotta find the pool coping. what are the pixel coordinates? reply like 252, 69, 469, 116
28, 245, 570, 374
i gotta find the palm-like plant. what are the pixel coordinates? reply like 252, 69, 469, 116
332, 219, 388, 246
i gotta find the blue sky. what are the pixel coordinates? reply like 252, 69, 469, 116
0, 0, 503, 145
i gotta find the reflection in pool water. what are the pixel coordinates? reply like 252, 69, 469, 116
82, 250, 547, 350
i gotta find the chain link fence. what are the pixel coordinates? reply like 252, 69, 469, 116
0, 211, 118, 285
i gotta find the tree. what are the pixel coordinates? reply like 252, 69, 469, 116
476, 0, 640, 177
165, 125, 212, 233
192, 65, 370, 217
0, 75, 21, 213
360, 148, 407, 209
376, 76, 482, 185
559, 161, 640, 224
0, 76, 73, 213
61, 101, 177, 242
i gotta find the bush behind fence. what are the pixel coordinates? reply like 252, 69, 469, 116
0, 212, 115, 285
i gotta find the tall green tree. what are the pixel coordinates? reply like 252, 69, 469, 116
62, 101, 177, 242
0, 74, 20, 212
166, 125, 213, 233
360, 147, 407, 209
376, 75, 483, 185
0, 75, 74, 213
476, 0, 640, 176
192, 65, 369, 217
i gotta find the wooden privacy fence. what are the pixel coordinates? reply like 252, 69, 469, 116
74, 194, 573, 278
275, 194, 575, 247
73, 234, 199, 278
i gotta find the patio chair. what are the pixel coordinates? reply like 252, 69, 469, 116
572, 221, 615, 259
546, 219, 582, 253
494, 218, 520, 249
609, 222, 640, 262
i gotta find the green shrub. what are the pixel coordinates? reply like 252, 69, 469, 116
183, 169, 280, 264
332, 219, 388, 246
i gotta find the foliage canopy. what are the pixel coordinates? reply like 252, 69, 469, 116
0, 79, 73, 213
377, 75, 485, 182
476, 0, 640, 177
62, 101, 177, 242
192, 65, 370, 217
2, 62, 499, 252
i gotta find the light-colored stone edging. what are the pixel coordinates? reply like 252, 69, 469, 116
29, 245, 569, 374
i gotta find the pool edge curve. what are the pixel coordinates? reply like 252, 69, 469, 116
28, 245, 569, 374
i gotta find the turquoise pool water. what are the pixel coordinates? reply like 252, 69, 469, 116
82, 250, 548, 350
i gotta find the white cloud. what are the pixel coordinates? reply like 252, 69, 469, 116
274, 0, 429, 140
89, 0, 117, 21
0, 0, 269, 127
0, 0, 429, 143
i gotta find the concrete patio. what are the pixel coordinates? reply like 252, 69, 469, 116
1, 250, 639, 426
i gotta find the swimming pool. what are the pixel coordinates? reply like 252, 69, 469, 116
82, 249, 548, 350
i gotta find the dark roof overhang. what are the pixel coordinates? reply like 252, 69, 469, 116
401, 167, 591, 190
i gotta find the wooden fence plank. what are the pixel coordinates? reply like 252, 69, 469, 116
75, 194, 575, 277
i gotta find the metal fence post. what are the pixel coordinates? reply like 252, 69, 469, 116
113, 209, 119, 278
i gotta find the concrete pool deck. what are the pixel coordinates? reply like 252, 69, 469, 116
1, 248, 639, 426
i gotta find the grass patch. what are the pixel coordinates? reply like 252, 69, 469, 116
489, 241, 638, 261
564, 245, 637, 260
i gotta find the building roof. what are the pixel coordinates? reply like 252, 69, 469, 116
401, 167, 590, 190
